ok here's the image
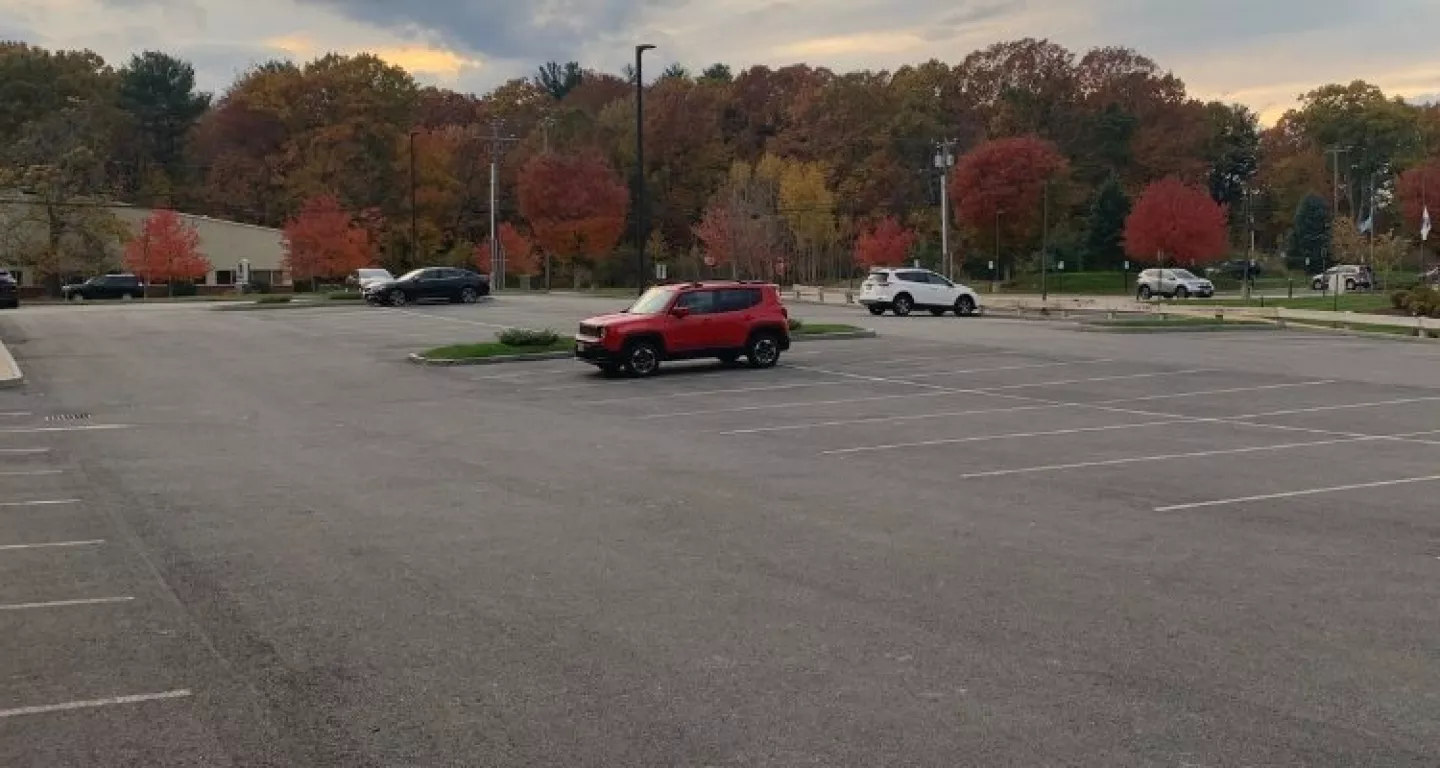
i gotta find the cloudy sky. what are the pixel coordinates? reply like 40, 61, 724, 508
3, 0, 1437, 122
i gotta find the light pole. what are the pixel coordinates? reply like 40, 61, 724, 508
409, 129, 419, 271
1041, 181, 1050, 303
934, 140, 955, 279
993, 209, 1003, 293
635, 43, 656, 295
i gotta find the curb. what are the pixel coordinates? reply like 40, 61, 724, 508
1074, 322, 1277, 334
408, 350, 574, 366
790, 329, 878, 341
1281, 322, 1440, 343
0, 339, 22, 389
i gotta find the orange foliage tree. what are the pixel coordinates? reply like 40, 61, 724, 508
122, 209, 210, 291
950, 136, 1069, 252
1123, 177, 1229, 268
477, 222, 540, 277
1397, 160, 1440, 239
517, 153, 628, 286
282, 194, 375, 286
853, 216, 916, 269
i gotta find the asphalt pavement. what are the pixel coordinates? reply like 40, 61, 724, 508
1, 294, 1438, 766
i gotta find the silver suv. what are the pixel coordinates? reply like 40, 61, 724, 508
1136, 268, 1214, 299
1310, 265, 1372, 291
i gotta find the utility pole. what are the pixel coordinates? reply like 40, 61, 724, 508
486, 120, 520, 290
933, 139, 956, 279
409, 130, 418, 272
635, 44, 656, 295
1325, 145, 1350, 217
1041, 180, 1049, 302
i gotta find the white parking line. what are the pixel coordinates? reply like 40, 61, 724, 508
0, 689, 191, 719
0, 424, 131, 434
0, 411, 31, 417
0, 448, 49, 455
0, 596, 134, 611
0, 498, 80, 508
821, 419, 1187, 455
0, 469, 62, 477
387, 307, 514, 329
1155, 474, 1440, 512
643, 369, 1215, 419
901, 359, 1115, 380
717, 381, 1337, 435
957, 430, 1440, 479
0, 539, 104, 551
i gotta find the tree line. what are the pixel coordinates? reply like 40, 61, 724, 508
1, 38, 1437, 291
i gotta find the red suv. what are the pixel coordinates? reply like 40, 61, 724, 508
575, 282, 791, 376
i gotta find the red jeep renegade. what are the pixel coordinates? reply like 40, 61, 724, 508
574, 281, 791, 376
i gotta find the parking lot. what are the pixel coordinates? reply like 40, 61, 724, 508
3, 295, 1440, 765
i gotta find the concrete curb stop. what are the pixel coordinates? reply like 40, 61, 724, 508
408, 350, 574, 367
0, 339, 22, 388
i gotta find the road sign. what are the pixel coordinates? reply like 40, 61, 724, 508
988, 260, 995, 270
654, 262, 667, 280
1123, 260, 1129, 270
1057, 261, 1065, 271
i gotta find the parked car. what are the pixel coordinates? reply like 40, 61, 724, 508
1206, 259, 1262, 280
362, 267, 489, 306
0, 270, 17, 309
1136, 268, 1215, 299
348, 268, 394, 290
61, 274, 146, 301
858, 268, 982, 316
1310, 264, 1372, 291
574, 281, 791, 377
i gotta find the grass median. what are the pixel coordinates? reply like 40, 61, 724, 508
420, 328, 571, 361
790, 322, 865, 335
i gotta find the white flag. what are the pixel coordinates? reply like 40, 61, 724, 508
1423, 206, 1432, 242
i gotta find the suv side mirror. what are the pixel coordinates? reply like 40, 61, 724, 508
670, 306, 690, 319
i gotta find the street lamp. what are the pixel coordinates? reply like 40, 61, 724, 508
635, 43, 656, 295
409, 129, 419, 270
993, 209, 1003, 293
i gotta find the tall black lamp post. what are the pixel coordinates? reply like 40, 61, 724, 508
635, 43, 655, 294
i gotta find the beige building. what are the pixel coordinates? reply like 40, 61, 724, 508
0, 198, 289, 290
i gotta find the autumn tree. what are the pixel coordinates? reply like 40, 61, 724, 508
479, 222, 540, 279
1123, 177, 1228, 268
1397, 160, 1440, 240
282, 194, 375, 288
122, 209, 209, 292
1288, 194, 1333, 270
950, 136, 1069, 276
517, 153, 628, 288
854, 217, 917, 269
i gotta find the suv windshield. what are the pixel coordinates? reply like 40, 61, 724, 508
398, 269, 426, 281
1173, 269, 1198, 280
627, 286, 677, 315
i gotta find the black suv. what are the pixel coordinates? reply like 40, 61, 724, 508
62, 274, 146, 301
0, 270, 17, 309
363, 267, 490, 306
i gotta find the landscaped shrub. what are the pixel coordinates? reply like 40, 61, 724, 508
256, 295, 292, 304
497, 328, 559, 347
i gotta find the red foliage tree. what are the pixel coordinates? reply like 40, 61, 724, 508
950, 136, 1068, 245
517, 153, 629, 280
478, 222, 540, 276
123, 209, 210, 289
281, 194, 375, 284
692, 200, 734, 269
1123, 177, 1229, 267
853, 216, 917, 269
1397, 160, 1440, 238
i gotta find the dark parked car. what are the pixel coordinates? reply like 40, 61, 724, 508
1207, 259, 1262, 280
363, 267, 490, 306
61, 274, 146, 301
0, 270, 17, 309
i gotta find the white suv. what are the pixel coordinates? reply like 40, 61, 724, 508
1136, 268, 1214, 299
859, 268, 982, 316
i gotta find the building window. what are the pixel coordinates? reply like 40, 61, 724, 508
215, 270, 235, 285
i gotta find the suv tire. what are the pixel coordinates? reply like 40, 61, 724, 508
746, 332, 782, 368
624, 340, 662, 377
1345, 279, 1356, 291
954, 295, 977, 316
867, 305, 885, 315
460, 287, 478, 303
389, 291, 408, 307
1174, 286, 1189, 299
892, 294, 914, 316
1137, 285, 1152, 299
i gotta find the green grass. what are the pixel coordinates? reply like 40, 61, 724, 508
255, 295, 292, 304
791, 323, 865, 334
421, 339, 573, 360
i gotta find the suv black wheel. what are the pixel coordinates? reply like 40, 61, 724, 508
867, 305, 885, 315
460, 287, 478, 303
954, 295, 977, 316
1174, 286, 1189, 299
892, 294, 913, 316
1137, 285, 1152, 299
624, 340, 661, 377
389, 291, 408, 307
746, 332, 781, 368
1345, 279, 1356, 291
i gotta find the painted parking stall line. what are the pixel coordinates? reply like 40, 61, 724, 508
1155, 474, 1440, 512
0, 539, 105, 551
0, 424, 132, 434
0, 498, 81, 508
0, 596, 135, 611
0, 689, 192, 719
